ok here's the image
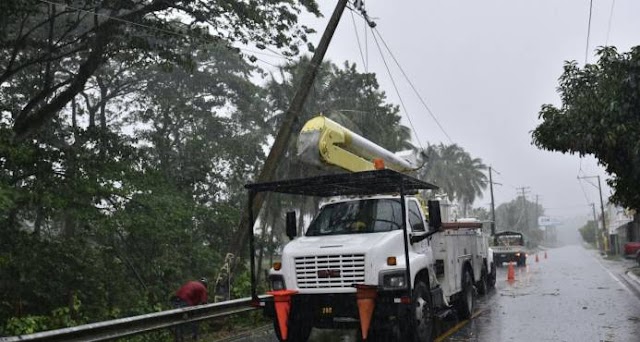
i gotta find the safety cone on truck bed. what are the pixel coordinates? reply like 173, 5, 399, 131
355, 284, 378, 341
507, 262, 515, 282
268, 290, 298, 341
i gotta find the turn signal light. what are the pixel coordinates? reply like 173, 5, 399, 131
387, 257, 397, 266
273, 262, 282, 271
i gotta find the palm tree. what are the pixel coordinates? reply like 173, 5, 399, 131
420, 144, 488, 215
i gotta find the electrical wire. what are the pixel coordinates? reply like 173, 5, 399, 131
372, 27, 454, 144
578, 179, 592, 204
370, 27, 424, 151
585, 0, 594, 64
605, 0, 616, 46
350, 10, 367, 70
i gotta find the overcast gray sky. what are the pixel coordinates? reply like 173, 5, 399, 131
270, 1, 640, 224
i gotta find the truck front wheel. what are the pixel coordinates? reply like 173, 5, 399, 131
412, 280, 435, 342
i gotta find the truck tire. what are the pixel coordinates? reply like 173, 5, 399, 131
488, 263, 497, 288
477, 266, 488, 296
456, 268, 475, 320
272, 305, 312, 342
517, 255, 527, 267
412, 280, 435, 342
390, 279, 435, 342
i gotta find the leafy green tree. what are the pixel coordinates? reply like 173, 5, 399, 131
1, 0, 319, 138
495, 196, 544, 243
532, 46, 640, 210
579, 220, 597, 245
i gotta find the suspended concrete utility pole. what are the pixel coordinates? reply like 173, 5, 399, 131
578, 175, 608, 253
226, 0, 349, 282
488, 166, 501, 236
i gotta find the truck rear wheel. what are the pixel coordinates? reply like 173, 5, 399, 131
488, 263, 497, 288
456, 268, 475, 320
477, 267, 488, 295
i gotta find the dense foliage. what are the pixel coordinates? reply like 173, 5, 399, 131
532, 46, 640, 210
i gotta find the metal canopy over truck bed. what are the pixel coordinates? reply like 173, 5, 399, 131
244, 169, 438, 300
244, 169, 438, 196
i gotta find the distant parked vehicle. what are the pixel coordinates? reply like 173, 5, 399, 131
492, 231, 527, 267
623, 242, 640, 258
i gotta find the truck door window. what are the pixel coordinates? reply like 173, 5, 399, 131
408, 201, 426, 232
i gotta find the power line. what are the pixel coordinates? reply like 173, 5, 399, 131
370, 29, 424, 150
577, 178, 592, 204
605, 0, 616, 46
350, 10, 367, 69
372, 27, 454, 144
585, 0, 594, 64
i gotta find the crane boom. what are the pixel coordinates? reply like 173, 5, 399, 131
297, 115, 416, 173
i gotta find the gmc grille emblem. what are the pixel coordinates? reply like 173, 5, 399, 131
317, 269, 340, 278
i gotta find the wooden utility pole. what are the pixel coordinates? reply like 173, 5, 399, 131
489, 166, 496, 235
516, 186, 530, 232
225, 0, 350, 284
579, 175, 608, 253
591, 203, 600, 251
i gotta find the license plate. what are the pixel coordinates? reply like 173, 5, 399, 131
321, 306, 333, 315
501, 254, 506, 257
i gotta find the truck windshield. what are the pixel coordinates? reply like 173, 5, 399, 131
306, 199, 403, 236
495, 234, 524, 246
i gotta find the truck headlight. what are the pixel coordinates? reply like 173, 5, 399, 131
269, 275, 286, 291
381, 272, 406, 289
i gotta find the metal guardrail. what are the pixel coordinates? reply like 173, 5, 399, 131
0, 296, 269, 342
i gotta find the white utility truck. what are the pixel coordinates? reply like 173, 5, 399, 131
246, 116, 496, 342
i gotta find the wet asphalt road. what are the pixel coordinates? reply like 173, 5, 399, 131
222, 245, 640, 342
446, 245, 640, 342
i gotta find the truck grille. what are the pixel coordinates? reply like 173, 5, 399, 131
294, 254, 365, 289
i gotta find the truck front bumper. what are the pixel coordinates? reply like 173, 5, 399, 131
263, 290, 411, 329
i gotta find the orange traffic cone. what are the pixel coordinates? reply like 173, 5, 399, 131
507, 262, 515, 282
355, 284, 378, 341
535, 254, 539, 263
544, 251, 548, 259
268, 290, 298, 341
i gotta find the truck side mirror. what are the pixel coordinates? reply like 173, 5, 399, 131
285, 211, 297, 240
427, 200, 442, 232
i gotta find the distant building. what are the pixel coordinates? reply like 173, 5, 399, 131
605, 204, 635, 254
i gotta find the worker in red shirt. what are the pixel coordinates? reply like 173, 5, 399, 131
171, 278, 208, 341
